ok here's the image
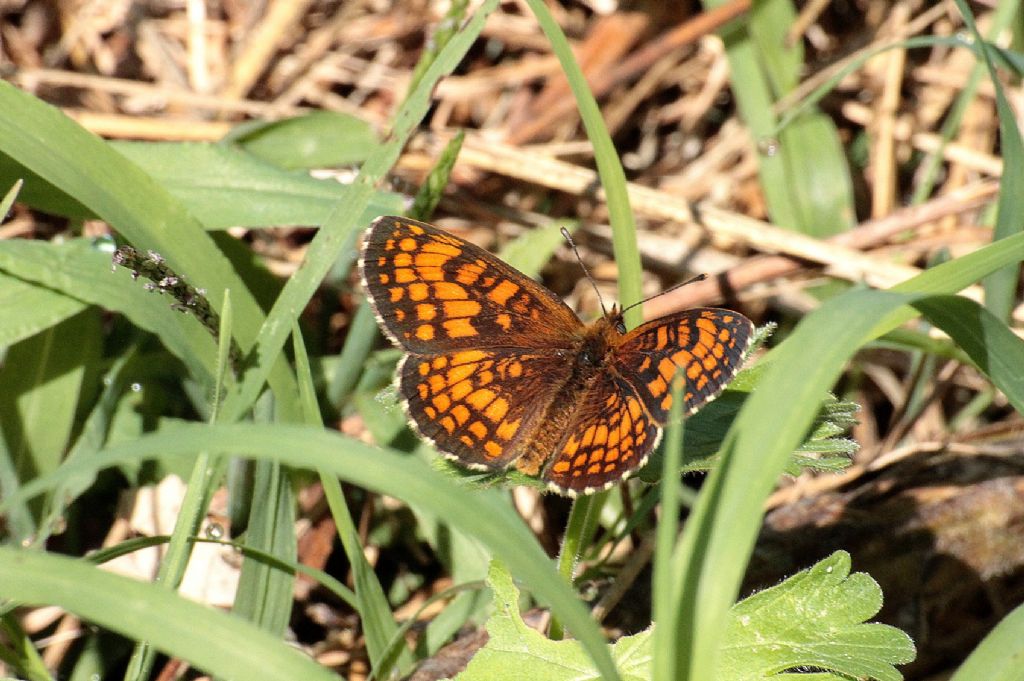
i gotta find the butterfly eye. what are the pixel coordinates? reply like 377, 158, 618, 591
615, 319, 627, 334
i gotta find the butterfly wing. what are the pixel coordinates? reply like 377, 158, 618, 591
399, 349, 572, 471
360, 216, 582, 353
542, 370, 661, 495
615, 308, 754, 422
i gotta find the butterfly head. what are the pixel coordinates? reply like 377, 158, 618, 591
606, 304, 627, 335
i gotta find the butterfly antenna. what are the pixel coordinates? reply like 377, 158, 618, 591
561, 227, 607, 315
619, 273, 707, 317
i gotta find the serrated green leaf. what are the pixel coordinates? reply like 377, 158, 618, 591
459, 554, 913, 681
454, 562, 650, 681
719, 551, 915, 680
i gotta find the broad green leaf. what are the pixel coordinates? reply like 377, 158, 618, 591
228, 110, 380, 169
459, 554, 913, 681
0, 78, 301, 417
0, 239, 216, 389
0, 271, 87, 347
0, 309, 100, 541
3, 422, 614, 681
719, 551, 915, 680
112, 141, 404, 229
497, 220, 577, 278
455, 561, 650, 681
0, 547, 339, 681
952, 600, 1024, 681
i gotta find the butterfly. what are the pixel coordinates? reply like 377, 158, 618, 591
359, 216, 754, 495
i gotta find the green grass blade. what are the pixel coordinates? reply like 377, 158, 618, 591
670, 275, 1024, 680
0, 80, 300, 410
703, 0, 854, 236
0, 309, 100, 542
294, 322, 412, 676
652, 380, 685, 681
6, 423, 617, 681
0, 547, 340, 681
0, 270, 87, 347
219, 0, 500, 424
952, 0, 1024, 322
951, 601, 1024, 681
523, 0, 642, 328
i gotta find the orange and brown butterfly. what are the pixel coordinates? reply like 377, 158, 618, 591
358, 216, 754, 496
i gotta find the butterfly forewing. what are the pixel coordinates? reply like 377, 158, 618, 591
616, 308, 754, 422
360, 216, 581, 353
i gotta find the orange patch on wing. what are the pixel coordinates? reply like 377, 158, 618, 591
393, 252, 412, 267
395, 268, 416, 284
446, 363, 476, 385
658, 357, 676, 381
484, 397, 509, 423
484, 441, 503, 458
443, 300, 482, 318
487, 280, 520, 305
440, 416, 456, 434
466, 388, 497, 411
433, 282, 468, 300
408, 282, 429, 301
696, 317, 717, 334
468, 421, 488, 439
421, 241, 461, 257
432, 394, 451, 412
414, 252, 449, 268
647, 375, 667, 397
450, 380, 473, 401
399, 237, 417, 251
417, 304, 437, 321
496, 419, 520, 441
495, 313, 512, 330
428, 374, 446, 394
443, 317, 477, 338
656, 325, 669, 349
451, 403, 471, 425
416, 324, 435, 341
451, 349, 487, 363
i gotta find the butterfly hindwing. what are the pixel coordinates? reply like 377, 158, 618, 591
542, 369, 660, 495
399, 348, 571, 471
